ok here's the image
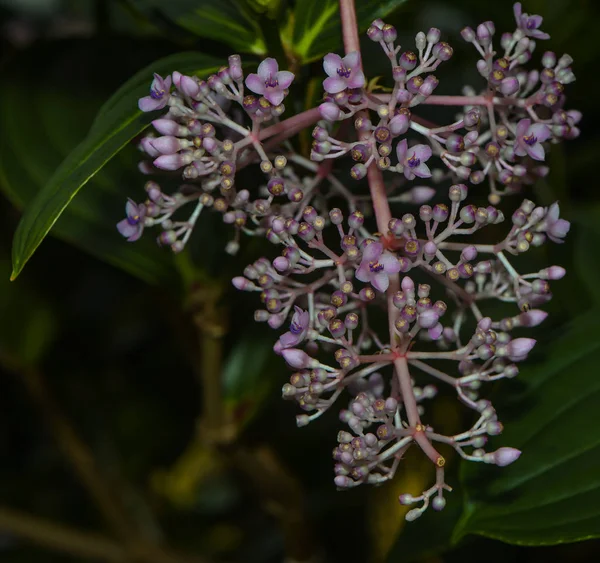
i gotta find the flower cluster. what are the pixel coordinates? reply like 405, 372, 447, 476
315, 2, 580, 204
233, 185, 568, 516
116, 3, 575, 520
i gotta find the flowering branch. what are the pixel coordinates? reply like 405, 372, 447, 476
116, 0, 575, 522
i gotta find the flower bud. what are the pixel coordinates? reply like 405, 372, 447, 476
282, 349, 313, 369
492, 447, 521, 467
319, 102, 341, 121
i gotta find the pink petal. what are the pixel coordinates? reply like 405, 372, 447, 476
117, 218, 137, 239
530, 30, 550, 40
379, 253, 401, 274
245, 73, 265, 95
343, 51, 360, 69
527, 142, 545, 161
125, 199, 137, 217
279, 332, 300, 348
372, 273, 390, 292
348, 70, 366, 89
396, 139, 408, 162
411, 144, 432, 161
363, 241, 383, 262
513, 2, 522, 21
257, 57, 278, 79
516, 118, 530, 138
550, 218, 570, 238
276, 70, 295, 89
323, 53, 343, 77
299, 311, 310, 327
547, 202, 560, 222
138, 96, 164, 112
355, 264, 371, 283
265, 89, 285, 106
530, 123, 551, 143
513, 144, 527, 157
528, 15, 543, 28
171, 71, 182, 88
413, 163, 432, 178
323, 76, 347, 94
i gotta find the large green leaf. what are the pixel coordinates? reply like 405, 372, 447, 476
574, 204, 600, 307
223, 330, 278, 432
289, 0, 409, 64
453, 310, 600, 545
128, 0, 267, 55
9, 46, 222, 281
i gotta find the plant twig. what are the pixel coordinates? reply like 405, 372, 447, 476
228, 446, 316, 562
0, 506, 210, 563
16, 363, 140, 544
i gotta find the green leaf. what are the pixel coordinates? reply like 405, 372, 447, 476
289, 0, 409, 64
128, 0, 267, 54
9, 46, 222, 281
573, 204, 600, 307
223, 331, 277, 432
453, 310, 600, 545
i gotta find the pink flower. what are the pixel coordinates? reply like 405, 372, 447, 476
278, 307, 310, 349
117, 199, 146, 242
138, 73, 172, 112
245, 58, 294, 106
396, 139, 432, 180
513, 3, 549, 40
515, 119, 551, 161
322, 52, 365, 94
355, 242, 401, 292
544, 203, 570, 243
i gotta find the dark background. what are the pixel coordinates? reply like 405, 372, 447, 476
0, 0, 599, 562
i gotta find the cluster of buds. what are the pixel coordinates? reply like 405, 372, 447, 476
117, 3, 574, 520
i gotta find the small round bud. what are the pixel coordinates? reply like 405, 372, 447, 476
432, 496, 446, 511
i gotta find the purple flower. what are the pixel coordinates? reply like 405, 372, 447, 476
513, 3, 550, 40
278, 307, 310, 349
355, 242, 401, 292
138, 73, 172, 112
544, 203, 570, 243
322, 52, 365, 94
245, 58, 294, 106
396, 139, 432, 180
117, 199, 146, 242
514, 119, 551, 161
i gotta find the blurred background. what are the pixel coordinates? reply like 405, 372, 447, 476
1, 0, 599, 562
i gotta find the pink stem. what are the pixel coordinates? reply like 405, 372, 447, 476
338, 0, 444, 470
422, 95, 489, 106
393, 357, 420, 427
339, 0, 360, 53
258, 107, 321, 143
